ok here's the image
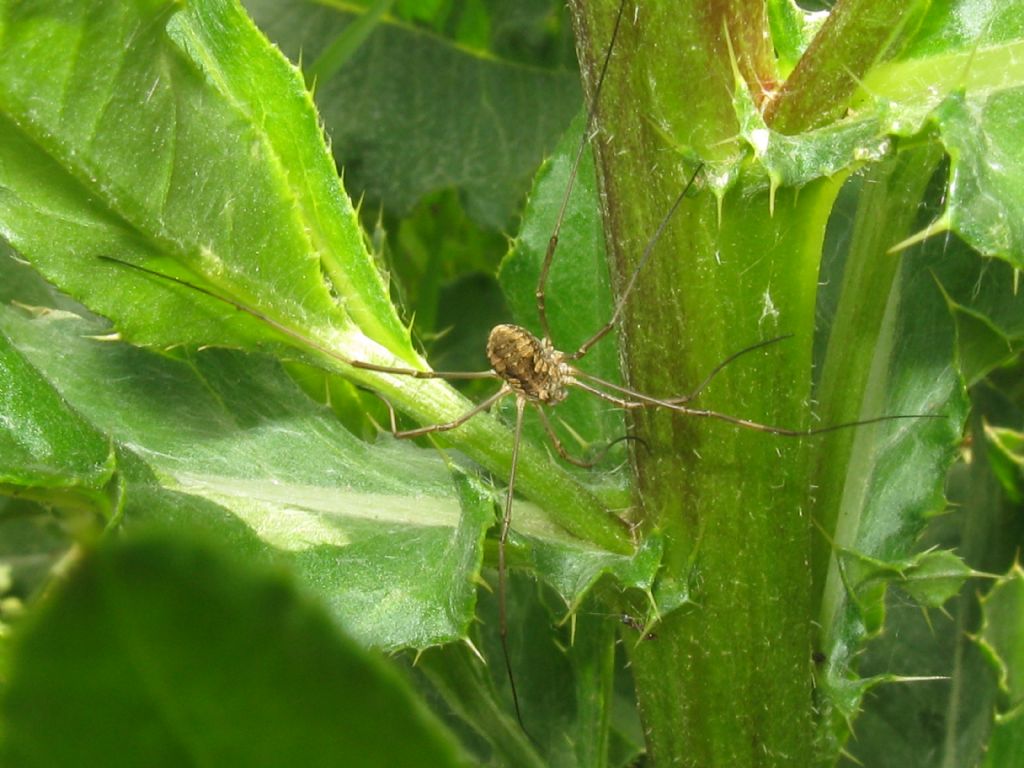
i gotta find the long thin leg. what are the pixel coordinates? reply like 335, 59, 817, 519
536, 405, 644, 468
381, 387, 510, 438
499, 396, 528, 729
384, 386, 531, 728
661, 335, 792, 405
536, 406, 597, 467
573, 375, 933, 436
375, 383, 528, 727
568, 162, 705, 361
97, 256, 498, 381
536, 0, 628, 341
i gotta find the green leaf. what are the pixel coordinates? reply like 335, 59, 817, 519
0, 0, 402, 349
982, 706, 1024, 768
977, 564, 1024, 709
811, 156, 970, 755
825, 286, 1022, 767
931, 89, 1024, 266
243, 0, 582, 229
858, 1, 1024, 266
858, 3, 1024, 135
0, 0, 630, 553
0, 329, 113, 511
836, 547, 977, 615
0, 534, 470, 767
834, 595, 970, 768
929, 234, 1024, 386
736, 81, 890, 190
985, 423, 1024, 502
0, 252, 491, 650
899, 549, 978, 607
303, 0, 395, 85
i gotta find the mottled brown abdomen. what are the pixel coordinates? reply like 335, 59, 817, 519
487, 324, 571, 404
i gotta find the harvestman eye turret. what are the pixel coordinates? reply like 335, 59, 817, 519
97, 0, 933, 733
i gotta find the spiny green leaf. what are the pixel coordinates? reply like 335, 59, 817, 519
837, 547, 978, 612
899, 549, 979, 607
0, 252, 490, 650
976, 564, 1024, 708
981, 705, 1024, 768
985, 423, 1024, 503
734, 70, 890, 190
244, 0, 581, 229
0, 0, 630, 553
931, 89, 1024, 266
858, 1, 1024, 266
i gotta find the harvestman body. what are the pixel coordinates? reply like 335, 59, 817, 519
98, 0, 928, 732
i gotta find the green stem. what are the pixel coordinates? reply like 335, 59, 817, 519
766, 0, 928, 133
569, 1, 848, 763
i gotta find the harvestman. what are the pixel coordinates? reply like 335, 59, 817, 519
99, 0, 926, 730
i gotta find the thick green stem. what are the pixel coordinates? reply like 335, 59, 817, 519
569, 1, 848, 763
